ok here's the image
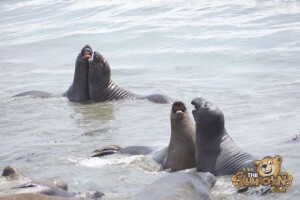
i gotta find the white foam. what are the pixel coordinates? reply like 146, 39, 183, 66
79, 155, 149, 167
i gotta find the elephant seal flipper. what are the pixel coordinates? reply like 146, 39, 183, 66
137, 94, 174, 104
13, 91, 53, 98
191, 98, 256, 175
92, 145, 156, 157
133, 172, 216, 200
0, 193, 74, 200
91, 145, 122, 157
92, 101, 196, 171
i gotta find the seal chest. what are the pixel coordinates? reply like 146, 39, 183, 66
165, 101, 196, 171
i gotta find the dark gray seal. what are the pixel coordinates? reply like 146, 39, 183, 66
14, 45, 173, 104
87, 50, 173, 103
92, 101, 196, 171
14, 45, 92, 101
65, 45, 92, 102
191, 98, 257, 175
0, 166, 103, 199
133, 171, 216, 200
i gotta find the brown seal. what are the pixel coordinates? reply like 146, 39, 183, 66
92, 101, 196, 172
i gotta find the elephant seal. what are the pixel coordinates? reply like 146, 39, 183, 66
133, 171, 216, 200
14, 45, 173, 104
13, 45, 93, 102
87, 50, 173, 103
92, 101, 196, 171
0, 166, 103, 199
65, 45, 92, 102
191, 98, 257, 175
0, 166, 73, 198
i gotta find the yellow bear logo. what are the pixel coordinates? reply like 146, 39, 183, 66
254, 155, 282, 178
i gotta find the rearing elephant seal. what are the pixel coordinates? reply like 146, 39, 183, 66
65, 45, 92, 102
191, 98, 256, 175
87, 50, 173, 103
14, 45, 173, 104
13, 45, 93, 101
92, 101, 196, 171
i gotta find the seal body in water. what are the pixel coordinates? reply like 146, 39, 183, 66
14, 45, 173, 104
92, 101, 196, 171
133, 171, 216, 200
0, 166, 103, 199
12, 45, 93, 101
0, 166, 74, 198
86, 50, 173, 103
65, 45, 92, 102
191, 98, 257, 175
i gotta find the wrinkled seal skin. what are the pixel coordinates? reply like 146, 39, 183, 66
92, 101, 196, 171
88, 51, 173, 103
133, 172, 216, 200
0, 166, 104, 200
65, 45, 92, 102
191, 98, 256, 175
87, 51, 135, 102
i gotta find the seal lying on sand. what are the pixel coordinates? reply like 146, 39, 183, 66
92, 101, 195, 171
0, 166, 103, 199
133, 171, 216, 200
191, 98, 257, 175
14, 45, 173, 104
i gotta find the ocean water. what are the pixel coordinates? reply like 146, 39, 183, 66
0, 0, 299, 199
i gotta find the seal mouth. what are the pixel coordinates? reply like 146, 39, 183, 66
83, 49, 92, 58
81, 45, 93, 59
172, 101, 187, 114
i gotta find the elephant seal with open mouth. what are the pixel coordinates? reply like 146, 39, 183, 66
14, 45, 173, 104
92, 101, 195, 171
